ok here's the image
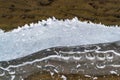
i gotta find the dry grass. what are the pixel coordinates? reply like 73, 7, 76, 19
0, 0, 120, 31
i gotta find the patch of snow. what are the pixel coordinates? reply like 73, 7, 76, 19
61, 75, 67, 80
0, 17, 120, 61
84, 75, 91, 78
93, 77, 98, 80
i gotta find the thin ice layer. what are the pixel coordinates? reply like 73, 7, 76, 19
0, 17, 120, 61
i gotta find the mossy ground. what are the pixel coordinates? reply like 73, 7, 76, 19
0, 0, 120, 80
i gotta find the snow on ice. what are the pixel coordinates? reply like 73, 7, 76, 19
0, 17, 120, 61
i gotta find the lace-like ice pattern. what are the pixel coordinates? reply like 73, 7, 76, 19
0, 42, 120, 80
0, 18, 120, 80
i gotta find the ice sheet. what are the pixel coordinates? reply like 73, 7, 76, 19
0, 17, 120, 61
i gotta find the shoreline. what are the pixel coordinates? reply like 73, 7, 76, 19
0, 0, 120, 31
0, 0, 120, 80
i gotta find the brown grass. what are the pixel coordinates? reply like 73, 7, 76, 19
0, 0, 120, 31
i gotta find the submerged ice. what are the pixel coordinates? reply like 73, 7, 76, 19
0, 17, 120, 61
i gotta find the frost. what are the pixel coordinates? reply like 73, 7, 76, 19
0, 17, 120, 61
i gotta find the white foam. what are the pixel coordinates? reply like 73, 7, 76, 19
0, 17, 120, 61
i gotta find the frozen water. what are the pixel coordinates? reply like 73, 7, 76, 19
0, 17, 120, 61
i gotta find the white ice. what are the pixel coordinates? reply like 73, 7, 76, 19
0, 17, 120, 61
